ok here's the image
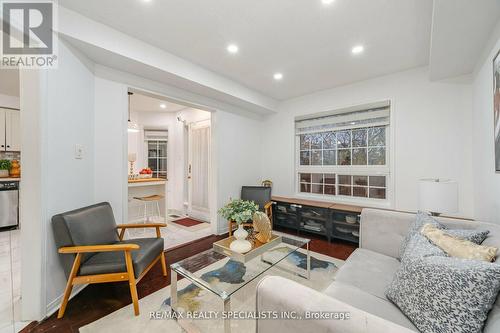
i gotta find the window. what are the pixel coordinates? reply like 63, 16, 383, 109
295, 102, 390, 201
145, 130, 168, 179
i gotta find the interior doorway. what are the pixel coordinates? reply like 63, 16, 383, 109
125, 89, 213, 249
187, 119, 211, 221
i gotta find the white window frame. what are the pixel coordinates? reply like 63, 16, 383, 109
144, 130, 168, 179
294, 101, 395, 208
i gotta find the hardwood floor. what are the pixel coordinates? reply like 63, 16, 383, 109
22, 230, 356, 333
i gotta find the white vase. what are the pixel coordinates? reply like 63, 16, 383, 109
0, 170, 8, 178
230, 224, 252, 253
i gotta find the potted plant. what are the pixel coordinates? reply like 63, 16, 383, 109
0, 160, 12, 178
218, 199, 259, 253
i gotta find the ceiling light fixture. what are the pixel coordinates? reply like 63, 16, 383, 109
322, 0, 335, 5
160, 103, 166, 109
273, 73, 283, 81
127, 92, 139, 133
351, 45, 364, 55
227, 44, 239, 54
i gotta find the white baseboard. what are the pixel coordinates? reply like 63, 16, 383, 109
45, 284, 87, 318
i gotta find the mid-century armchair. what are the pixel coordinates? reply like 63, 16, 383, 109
52, 202, 167, 318
228, 186, 274, 236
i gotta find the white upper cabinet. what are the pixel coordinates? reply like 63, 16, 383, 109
0, 109, 5, 150
5, 109, 20, 152
0, 108, 20, 152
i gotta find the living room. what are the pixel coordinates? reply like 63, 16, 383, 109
1, 0, 500, 332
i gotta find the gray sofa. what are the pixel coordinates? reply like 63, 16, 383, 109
256, 208, 500, 333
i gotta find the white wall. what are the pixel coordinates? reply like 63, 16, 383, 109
261, 66, 474, 218
44, 40, 96, 314
472, 22, 500, 223
215, 110, 263, 232
0, 93, 19, 109
94, 77, 128, 223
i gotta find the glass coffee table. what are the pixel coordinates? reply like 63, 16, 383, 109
170, 231, 311, 333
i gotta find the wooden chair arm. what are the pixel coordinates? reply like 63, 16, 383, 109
264, 201, 275, 210
117, 223, 166, 240
117, 223, 167, 229
58, 243, 140, 254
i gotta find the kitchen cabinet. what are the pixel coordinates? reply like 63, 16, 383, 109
5, 110, 20, 151
0, 109, 5, 150
0, 108, 20, 152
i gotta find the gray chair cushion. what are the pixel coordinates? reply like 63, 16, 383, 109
52, 202, 120, 277
57, 202, 119, 246
79, 238, 164, 278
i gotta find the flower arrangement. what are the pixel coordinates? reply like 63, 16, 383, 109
218, 199, 259, 225
0, 160, 11, 170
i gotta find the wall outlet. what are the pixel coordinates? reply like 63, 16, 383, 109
75, 144, 84, 159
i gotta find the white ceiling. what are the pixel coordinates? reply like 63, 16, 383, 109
130, 92, 187, 113
59, 0, 434, 100
0, 69, 19, 97
430, 0, 500, 80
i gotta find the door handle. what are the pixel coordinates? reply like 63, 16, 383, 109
187, 176, 192, 179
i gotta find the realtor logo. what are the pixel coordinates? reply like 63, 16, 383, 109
1, 0, 58, 68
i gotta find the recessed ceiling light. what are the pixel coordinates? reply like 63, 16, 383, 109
352, 45, 364, 55
142, 0, 152, 3
227, 44, 239, 54
322, 0, 335, 5
160, 103, 166, 109
273, 73, 283, 81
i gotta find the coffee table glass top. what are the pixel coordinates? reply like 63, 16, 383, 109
170, 231, 310, 299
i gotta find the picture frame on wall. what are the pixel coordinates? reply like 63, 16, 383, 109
494, 49, 500, 172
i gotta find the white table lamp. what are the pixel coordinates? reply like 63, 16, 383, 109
418, 179, 458, 216
128, 153, 137, 175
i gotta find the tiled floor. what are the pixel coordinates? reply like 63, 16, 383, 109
0, 230, 29, 333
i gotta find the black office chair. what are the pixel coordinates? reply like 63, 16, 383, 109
229, 186, 273, 236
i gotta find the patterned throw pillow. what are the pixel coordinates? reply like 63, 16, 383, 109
386, 256, 500, 333
398, 211, 490, 259
400, 233, 446, 264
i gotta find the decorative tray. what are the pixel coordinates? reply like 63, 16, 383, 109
213, 234, 282, 263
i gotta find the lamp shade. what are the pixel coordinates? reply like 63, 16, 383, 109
128, 153, 137, 163
418, 179, 458, 215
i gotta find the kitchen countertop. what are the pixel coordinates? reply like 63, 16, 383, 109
0, 177, 20, 182
128, 177, 166, 187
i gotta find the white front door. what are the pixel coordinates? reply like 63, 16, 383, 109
187, 120, 211, 221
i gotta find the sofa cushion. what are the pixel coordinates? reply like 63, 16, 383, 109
79, 238, 164, 278
325, 282, 417, 331
399, 212, 490, 259
484, 298, 500, 333
400, 233, 446, 264
386, 256, 500, 333
333, 248, 400, 300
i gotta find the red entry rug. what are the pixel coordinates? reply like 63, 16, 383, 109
171, 217, 205, 227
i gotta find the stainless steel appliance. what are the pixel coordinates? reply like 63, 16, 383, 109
0, 181, 19, 229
